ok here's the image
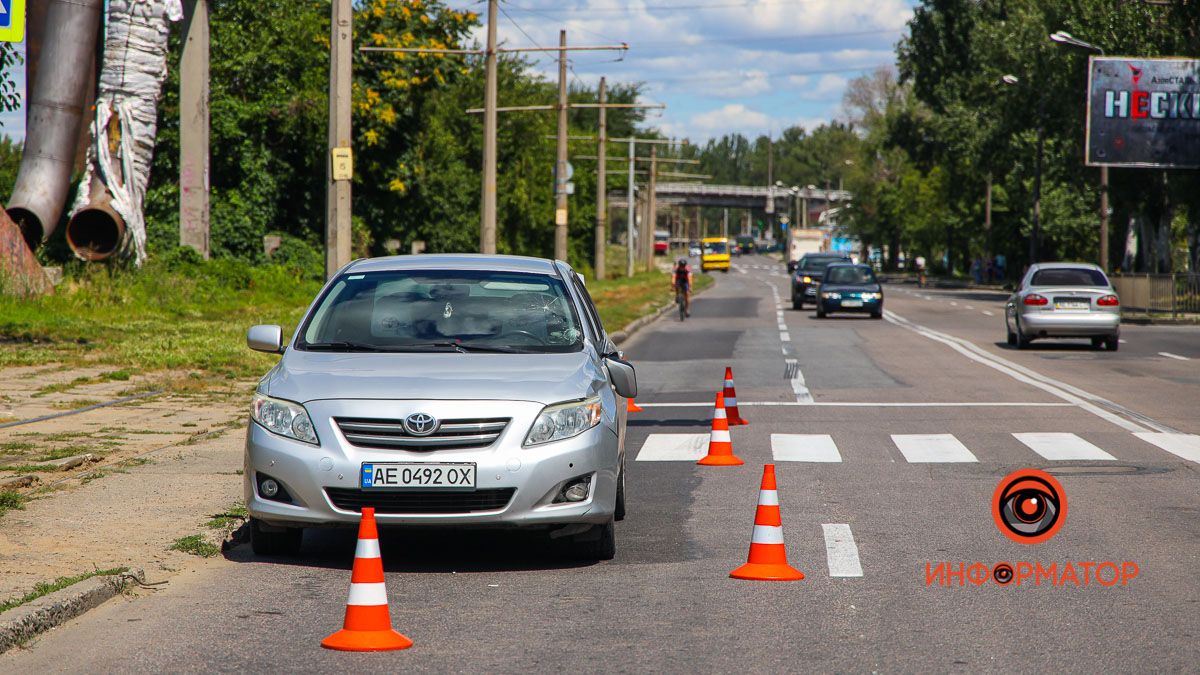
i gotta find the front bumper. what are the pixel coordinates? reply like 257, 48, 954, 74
244, 399, 619, 529
820, 296, 882, 312
701, 256, 730, 270
1019, 311, 1119, 337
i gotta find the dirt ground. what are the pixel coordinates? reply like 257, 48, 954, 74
0, 365, 254, 601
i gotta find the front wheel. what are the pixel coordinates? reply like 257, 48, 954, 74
816, 305, 826, 319
792, 297, 803, 310
571, 519, 615, 561
250, 517, 303, 557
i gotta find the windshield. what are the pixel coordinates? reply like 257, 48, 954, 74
800, 256, 849, 272
297, 270, 584, 353
1030, 268, 1109, 287
703, 241, 727, 254
825, 266, 876, 285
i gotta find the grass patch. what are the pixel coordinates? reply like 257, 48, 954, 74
118, 457, 152, 468
589, 269, 715, 332
0, 258, 322, 379
0, 441, 35, 452
79, 471, 107, 484
0, 490, 26, 517
101, 370, 133, 381
32, 376, 96, 398
169, 534, 221, 558
50, 398, 103, 411
0, 567, 128, 614
0, 464, 63, 473
36, 445, 93, 461
205, 503, 248, 530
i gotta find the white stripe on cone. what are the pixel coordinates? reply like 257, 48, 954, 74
726, 396, 738, 406
710, 429, 731, 443
725, 380, 734, 387
757, 489, 779, 506
714, 408, 727, 419
346, 582, 389, 607
751, 524, 785, 545
355, 538, 381, 559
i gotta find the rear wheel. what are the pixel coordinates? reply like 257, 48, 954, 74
1015, 318, 1032, 350
250, 517, 303, 557
571, 519, 615, 561
1091, 336, 1105, 350
1105, 334, 1120, 351
1007, 322, 1017, 346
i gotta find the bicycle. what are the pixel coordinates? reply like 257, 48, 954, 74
676, 289, 687, 321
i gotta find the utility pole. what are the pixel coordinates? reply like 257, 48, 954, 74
325, 0, 353, 279
179, 0, 210, 258
722, 208, 729, 239
627, 138, 636, 276
553, 30, 570, 261
480, 0, 498, 254
645, 144, 657, 270
594, 77, 607, 280
1099, 166, 1109, 272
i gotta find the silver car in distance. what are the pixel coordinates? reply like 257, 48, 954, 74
1004, 262, 1121, 351
243, 255, 636, 560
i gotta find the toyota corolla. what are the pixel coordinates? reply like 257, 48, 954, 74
243, 254, 636, 560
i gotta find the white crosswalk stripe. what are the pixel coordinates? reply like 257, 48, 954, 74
891, 434, 978, 463
772, 434, 841, 462
1013, 433, 1115, 461
822, 524, 864, 577
1133, 433, 1200, 464
635, 434, 709, 461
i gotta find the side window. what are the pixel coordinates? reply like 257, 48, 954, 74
571, 277, 605, 344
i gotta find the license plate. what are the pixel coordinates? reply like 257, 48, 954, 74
1055, 302, 1089, 310
805, 288, 816, 295
361, 463, 476, 489
842, 299, 863, 307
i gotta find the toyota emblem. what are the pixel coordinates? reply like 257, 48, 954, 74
404, 413, 438, 436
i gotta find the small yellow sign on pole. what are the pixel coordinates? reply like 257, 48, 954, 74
0, 0, 25, 43
331, 147, 353, 181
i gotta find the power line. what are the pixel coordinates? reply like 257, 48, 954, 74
502, 0, 812, 15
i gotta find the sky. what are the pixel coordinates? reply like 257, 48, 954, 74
452, 0, 917, 141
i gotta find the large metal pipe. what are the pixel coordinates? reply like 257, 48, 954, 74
67, 174, 127, 261
6, 0, 104, 250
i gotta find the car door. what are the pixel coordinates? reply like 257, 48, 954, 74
567, 274, 628, 455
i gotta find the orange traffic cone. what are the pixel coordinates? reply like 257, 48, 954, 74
322, 507, 413, 651
697, 392, 744, 466
626, 397, 644, 413
730, 464, 804, 581
723, 367, 748, 426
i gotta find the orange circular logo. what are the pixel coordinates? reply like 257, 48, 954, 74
992, 469, 1067, 544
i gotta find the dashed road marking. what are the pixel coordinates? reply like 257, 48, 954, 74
772, 434, 841, 462
635, 434, 710, 461
950, 301, 958, 306
780, 332, 791, 342
965, 304, 974, 310
982, 310, 995, 316
1013, 432, 1116, 461
785, 358, 813, 403
891, 434, 978, 463
1159, 352, 1189, 361
1133, 433, 1200, 464
822, 524, 864, 578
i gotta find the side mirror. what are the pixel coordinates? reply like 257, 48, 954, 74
247, 324, 284, 353
604, 356, 637, 399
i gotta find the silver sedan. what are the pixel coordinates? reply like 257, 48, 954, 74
243, 254, 636, 560
1004, 262, 1121, 351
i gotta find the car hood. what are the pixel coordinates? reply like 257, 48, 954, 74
264, 350, 603, 405
821, 283, 881, 293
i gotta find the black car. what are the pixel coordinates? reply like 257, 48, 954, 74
815, 263, 884, 319
791, 253, 853, 310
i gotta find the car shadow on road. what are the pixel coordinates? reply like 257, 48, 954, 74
993, 340, 1104, 353
806, 315, 880, 321
627, 418, 710, 428
224, 524, 601, 572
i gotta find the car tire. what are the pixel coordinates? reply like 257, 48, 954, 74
1105, 334, 1120, 351
1015, 319, 1032, 350
1007, 323, 1017, 346
871, 309, 882, 319
614, 461, 626, 522
572, 518, 616, 561
816, 305, 826, 319
721, 268, 729, 274
793, 297, 803, 310
250, 517, 303, 556
1091, 336, 1105, 350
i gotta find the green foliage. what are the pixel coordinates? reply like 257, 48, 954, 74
0, 42, 21, 122
0, 567, 128, 613
169, 534, 221, 558
0, 490, 26, 518
0, 136, 21, 201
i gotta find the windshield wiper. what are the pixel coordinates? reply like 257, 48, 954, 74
302, 341, 461, 353
409, 341, 526, 354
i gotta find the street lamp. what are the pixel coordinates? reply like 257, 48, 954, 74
1049, 29, 1110, 273
1002, 73, 1043, 265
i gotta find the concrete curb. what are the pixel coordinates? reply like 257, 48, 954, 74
611, 283, 713, 346
0, 569, 143, 654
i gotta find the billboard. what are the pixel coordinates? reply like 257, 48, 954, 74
1086, 56, 1200, 168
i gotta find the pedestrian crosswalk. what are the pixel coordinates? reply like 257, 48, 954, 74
635, 431, 1200, 465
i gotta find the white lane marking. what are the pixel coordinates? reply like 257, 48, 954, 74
635, 401, 1074, 408
1119, 339, 1127, 344
1012, 432, 1116, 461
772, 434, 841, 462
822, 524, 864, 578
635, 434, 710, 461
785, 358, 814, 403
982, 310, 995, 316
891, 434, 978, 463
737, 266, 747, 275
1159, 352, 1189, 361
780, 332, 791, 342
1133, 433, 1200, 464
965, 305, 975, 310
950, 301, 958, 306
883, 309, 1162, 433
777, 323, 787, 331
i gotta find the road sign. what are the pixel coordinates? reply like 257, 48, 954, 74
0, 0, 25, 43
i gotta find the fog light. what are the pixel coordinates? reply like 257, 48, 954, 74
562, 478, 590, 503
261, 479, 279, 498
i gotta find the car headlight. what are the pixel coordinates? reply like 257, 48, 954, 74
251, 393, 318, 445
822, 291, 842, 299
524, 396, 603, 446
802, 276, 812, 283
862, 292, 882, 300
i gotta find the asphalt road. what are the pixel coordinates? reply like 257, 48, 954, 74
6, 254, 1198, 673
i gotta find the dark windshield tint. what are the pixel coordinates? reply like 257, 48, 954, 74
825, 266, 876, 285
800, 256, 851, 272
704, 241, 727, 254
298, 270, 583, 353
1030, 268, 1108, 287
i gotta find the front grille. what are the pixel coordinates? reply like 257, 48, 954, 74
334, 417, 509, 450
326, 488, 516, 514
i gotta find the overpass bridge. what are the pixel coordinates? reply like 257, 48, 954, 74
606, 183, 852, 211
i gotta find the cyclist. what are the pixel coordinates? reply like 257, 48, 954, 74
672, 258, 693, 318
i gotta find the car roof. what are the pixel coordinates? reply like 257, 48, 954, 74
1029, 262, 1103, 271
702, 237, 728, 242
802, 252, 851, 258
344, 254, 562, 276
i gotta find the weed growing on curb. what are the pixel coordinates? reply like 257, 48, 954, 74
0, 490, 26, 517
169, 534, 220, 558
0, 567, 129, 614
